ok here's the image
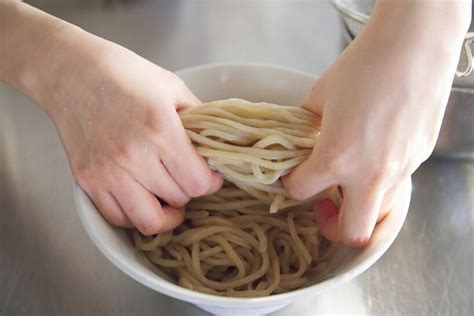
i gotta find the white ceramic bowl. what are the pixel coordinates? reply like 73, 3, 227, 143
74, 63, 412, 316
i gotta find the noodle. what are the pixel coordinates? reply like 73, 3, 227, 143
132, 98, 338, 297
180, 98, 322, 213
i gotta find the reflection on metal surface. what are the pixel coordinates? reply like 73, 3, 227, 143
1, 1, 473, 315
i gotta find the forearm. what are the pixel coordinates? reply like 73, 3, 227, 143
0, 1, 109, 115
339, 0, 471, 104
365, 0, 470, 66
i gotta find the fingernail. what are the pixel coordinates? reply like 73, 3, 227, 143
314, 199, 339, 227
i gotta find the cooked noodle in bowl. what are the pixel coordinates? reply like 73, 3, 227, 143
132, 98, 341, 297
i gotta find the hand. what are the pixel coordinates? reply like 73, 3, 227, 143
283, 0, 470, 246
18, 25, 223, 235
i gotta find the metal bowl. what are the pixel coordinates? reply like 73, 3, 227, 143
331, 0, 372, 36
334, 0, 474, 159
435, 88, 474, 159
331, 0, 474, 82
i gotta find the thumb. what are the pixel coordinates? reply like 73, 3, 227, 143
282, 76, 331, 199
300, 75, 327, 115
175, 79, 202, 110
281, 147, 336, 201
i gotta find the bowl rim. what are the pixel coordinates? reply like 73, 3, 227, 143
174, 61, 319, 82
74, 62, 411, 307
330, 0, 370, 23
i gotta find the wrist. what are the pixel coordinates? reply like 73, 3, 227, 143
352, 0, 471, 81
0, 2, 110, 118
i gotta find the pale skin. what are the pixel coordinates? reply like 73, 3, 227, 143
0, 1, 470, 246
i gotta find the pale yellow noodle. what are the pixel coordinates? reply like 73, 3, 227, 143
132, 99, 337, 297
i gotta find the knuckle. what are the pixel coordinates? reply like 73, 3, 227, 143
367, 164, 388, 185
112, 142, 139, 168
287, 187, 309, 201
168, 194, 190, 208
324, 153, 346, 178
137, 218, 163, 236
73, 165, 95, 192
366, 158, 400, 185
342, 234, 371, 248
146, 115, 169, 138
106, 214, 131, 228
185, 177, 211, 197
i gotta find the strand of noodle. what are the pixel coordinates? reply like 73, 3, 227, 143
252, 164, 284, 185
209, 235, 246, 278
182, 115, 316, 147
235, 247, 258, 274
269, 194, 286, 214
279, 277, 309, 289
197, 147, 307, 170
185, 210, 209, 220
133, 99, 336, 297
253, 134, 297, 150
187, 130, 311, 159
288, 213, 312, 265
191, 243, 270, 290
163, 245, 183, 260
181, 106, 316, 129
187, 199, 263, 211
199, 245, 225, 259
212, 164, 288, 194
276, 234, 308, 280
173, 226, 261, 250
180, 100, 316, 124
182, 116, 316, 140
181, 112, 317, 136
221, 232, 253, 249
147, 251, 185, 268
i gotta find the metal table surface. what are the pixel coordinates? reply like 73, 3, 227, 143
1, 1, 473, 315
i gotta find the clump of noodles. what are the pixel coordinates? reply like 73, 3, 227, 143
133, 99, 339, 297
179, 98, 321, 213
134, 182, 338, 297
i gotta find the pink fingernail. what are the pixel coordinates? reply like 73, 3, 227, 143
314, 199, 339, 227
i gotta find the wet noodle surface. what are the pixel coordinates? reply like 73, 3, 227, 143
133, 99, 338, 297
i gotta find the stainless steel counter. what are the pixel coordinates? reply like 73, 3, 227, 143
1, 1, 473, 315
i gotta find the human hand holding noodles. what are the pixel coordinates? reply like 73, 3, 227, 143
0, 2, 222, 235
282, 0, 470, 247
56, 47, 223, 235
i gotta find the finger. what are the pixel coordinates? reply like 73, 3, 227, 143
300, 76, 327, 115
313, 199, 340, 242
124, 156, 190, 207
88, 189, 133, 228
175, 80, 201, 110
377, 183, 400, 223
140, 163, 190, 208
316, 184, 399, 243
338, 184, 385, 247
282, 147, 336, 201
111, 173, 185, 235
160, 113, 224, 197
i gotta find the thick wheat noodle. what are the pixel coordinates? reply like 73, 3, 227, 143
183, 106, 314, 127
186, 130, 310, 158
196, 147, 309, 169
133, 99, 338, 297
182, 118, 315, 147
